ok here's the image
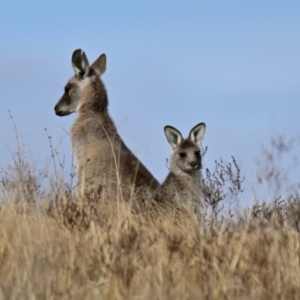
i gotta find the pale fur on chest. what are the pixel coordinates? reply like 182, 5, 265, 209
71, 115, 113, 166
175, 171, 203, 204
72, 133, 115, 169
72, 124, 126, 193
72, 137, 85, 171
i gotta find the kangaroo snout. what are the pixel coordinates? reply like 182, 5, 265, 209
54, 104, 70, 117
189, 161, 198, 168
54, 105, 59, 114
54, 105, 63, 116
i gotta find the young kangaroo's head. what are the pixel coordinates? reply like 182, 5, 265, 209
55, 49, 107, 116
164, 123, 206, 175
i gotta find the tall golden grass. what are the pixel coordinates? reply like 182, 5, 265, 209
0, 133, 300, 299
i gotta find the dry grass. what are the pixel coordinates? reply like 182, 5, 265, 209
0, 134, 300, 299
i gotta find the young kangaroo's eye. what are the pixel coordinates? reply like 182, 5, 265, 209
195, 150, 200, 157
179, 152, 186, 158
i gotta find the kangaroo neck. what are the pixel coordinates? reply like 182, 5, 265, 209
78, 80, 109, 115
78, 104, 108, 118
75, 101, 118, 138
78, 98, 108, 116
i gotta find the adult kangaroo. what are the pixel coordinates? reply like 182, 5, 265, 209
54, 49, 159, 199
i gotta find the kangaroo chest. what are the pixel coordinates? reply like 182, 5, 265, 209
71, 118, 120, 173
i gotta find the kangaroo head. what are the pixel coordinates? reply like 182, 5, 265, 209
55, 49, 107, 116
164, 123, 206, 174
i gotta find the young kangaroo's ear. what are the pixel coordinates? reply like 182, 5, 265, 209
72, 49, 90, 78
164, 126, 183, 149
91, 53, 106, 76
189, 123, 206, 145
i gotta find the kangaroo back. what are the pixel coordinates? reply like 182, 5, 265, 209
54, 49, 159, 199
157, 123, 206, 217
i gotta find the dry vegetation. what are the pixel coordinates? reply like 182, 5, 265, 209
0, 132, 300, 299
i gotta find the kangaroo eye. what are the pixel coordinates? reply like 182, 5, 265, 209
179, 152, 186, 158
64, 86, 71, 94
195, 151, 200, 157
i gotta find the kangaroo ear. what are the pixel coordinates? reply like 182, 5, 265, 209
72, 49, 90, 78
91, 53, 106, 76
189, 123, 206, 145
164, 126, 183, 149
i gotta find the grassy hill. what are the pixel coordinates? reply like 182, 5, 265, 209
0, 138, 299, 299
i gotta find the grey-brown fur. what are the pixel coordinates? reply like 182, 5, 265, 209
54, 49, 159, 198
157, 123, 206, 217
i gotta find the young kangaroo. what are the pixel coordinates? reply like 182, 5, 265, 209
54, 49, 159, 198
157, 123, 206, 217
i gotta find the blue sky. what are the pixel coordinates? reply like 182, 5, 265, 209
0, 1, 299, 202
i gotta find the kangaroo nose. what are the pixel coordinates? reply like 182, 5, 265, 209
190, 161, 198, 168
54, 105, 63, 116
